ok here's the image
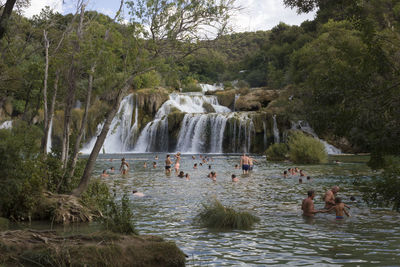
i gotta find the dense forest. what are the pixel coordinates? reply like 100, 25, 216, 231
0, 0, 399, 220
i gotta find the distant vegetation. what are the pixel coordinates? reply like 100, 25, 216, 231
266, 143, 289, 161
288, 131, 328, 164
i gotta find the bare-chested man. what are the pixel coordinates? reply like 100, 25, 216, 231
165, 155, 173, 174
240, 153, 250, 174
302, 190, 324, 217
324, 186, 340, 209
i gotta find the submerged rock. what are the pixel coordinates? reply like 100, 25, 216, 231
0, 230, 186, 266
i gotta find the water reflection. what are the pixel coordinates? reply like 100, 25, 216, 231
91, 154, 400, 265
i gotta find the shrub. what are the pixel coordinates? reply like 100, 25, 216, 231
133, 70, 161, 89
196, 199, 259, 230
361, 163, 400, 211
266, 143, 288, 161
181, 76, 202, 92
101, 193, 137, 235
81, 179, 112, 214
288, 131, 328, 164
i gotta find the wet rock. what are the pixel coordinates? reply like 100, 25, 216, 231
235, 89, 279, 111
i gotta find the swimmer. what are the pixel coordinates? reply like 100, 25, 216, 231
240, 153, 250, 174
283, 170, 288, 178
153, 162, 157, 168
109, 167, 115, 174
185, 173, 190, 180
232, 174, 239, 182
143, 162, 147, 168
324, 186, 340, 209
174, 152, 181, 173
235, 164, 239, 169
192, 155, 196, 160
207, 172, 212, 178
165, 155, 172, 174
334, 160, 341, 164
208, 165, 212, 170
155, 155, 159, 160
132, 190, 145, 197
120, 158, 129, 175
249, 157, 257, 171
109, 158, 113, 162
193, 163, 198, 169
302, 190, 324, 217
294, 167, 299, 173
299, 178, 303, 184
177, 171, 185, 178
211, 171, 217, 181
306, 176, 311, 181
350, 196, 356, 201
101, 170, 109, 178
300, 170, 305, 177
199, 163, 203, 166
325, 197, 350, 219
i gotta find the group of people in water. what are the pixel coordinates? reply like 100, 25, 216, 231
302, 186, 351, 220
283, 167, 311, 183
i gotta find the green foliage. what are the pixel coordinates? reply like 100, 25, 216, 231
266, 143, 288, 161
181, 77, 202, 92
101, 192, 137, 235
81, 179, 112, 213
288, 131, 327, 164
196, 199, 260, 230
361, 164, 400, 212
132, 70, 161, 89
0, 121, 44, 218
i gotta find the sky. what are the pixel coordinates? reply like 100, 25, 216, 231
23, 0, 315, 32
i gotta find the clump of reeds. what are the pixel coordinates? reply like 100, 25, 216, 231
196, 199, 260, 230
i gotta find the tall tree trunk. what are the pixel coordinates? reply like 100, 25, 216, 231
61, 65, 77, 168
0, 0, 17, 40
72, 76, 134, 196
64, 64, 95, 183
41, 30, 50, 154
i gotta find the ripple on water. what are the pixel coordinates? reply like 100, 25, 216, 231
92, 154, 400, 266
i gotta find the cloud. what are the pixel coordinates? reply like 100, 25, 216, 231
232, 0, 315, 32
23, 0, 63, 17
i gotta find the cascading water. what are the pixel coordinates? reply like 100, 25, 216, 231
233, 94, 240, 111
263, 121, 267, 148
291, 120, 342, 155
46, 117, 53, 153
273, 114, 280, 144
81, 94, 138, 154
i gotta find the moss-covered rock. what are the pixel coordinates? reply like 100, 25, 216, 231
0, 230, 186, 266
167, 110, 185, 150
136, 88, 169, 117
235, 89, 279, 111
215, 89, 236, 109
202, 102, 216, 113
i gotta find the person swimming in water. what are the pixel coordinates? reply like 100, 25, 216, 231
132, 190, 145, 197
325, 197, 350, 219
177, 170, 185, 178
235, 164, 239, 169
193, 163, 198, 169
232, 174, 239, 182
174, 152, 181, 174
165, 155, 172, 174
185, 173, 190, 180
300, 169, 306, 177
240, 153, 250, 174
249, 156, 257, 171
101, 169, 109, 178
120, 158, 129, 175
143, 162, 147, 168
283, 170, 288, 178
153, 161, 157, 168
324, 186, 340, 209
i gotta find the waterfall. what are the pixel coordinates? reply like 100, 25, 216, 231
46, 117, 53, 153
233, 94, 240, 111
81, 94, 137, 154
273, 114, 280, 144
291, 120, 342, 155
176, 113, 228, 153
199, 83, 223, 93
0, 120, 12, 129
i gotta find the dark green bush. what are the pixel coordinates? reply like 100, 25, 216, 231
266, 143, 288, 161
288, 131, 327, 164
101, 193, 137, 235
196, 199, 259, 230
81, 179, 112, 213
361, 163, 400, 211
181, 76, 202, 92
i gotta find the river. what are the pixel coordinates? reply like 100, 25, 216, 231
91, 154, 400, 266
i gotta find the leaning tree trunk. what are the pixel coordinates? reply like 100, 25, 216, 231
0, 0, 17, 40
72, 76, 135, 197
64, 65, 95, 183
41, 30, 50, 154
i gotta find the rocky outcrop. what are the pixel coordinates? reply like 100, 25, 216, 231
136, 88, 169, 117
235, 89, 279, 111
0, 230, 186, 266
214, 89, 236, 109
